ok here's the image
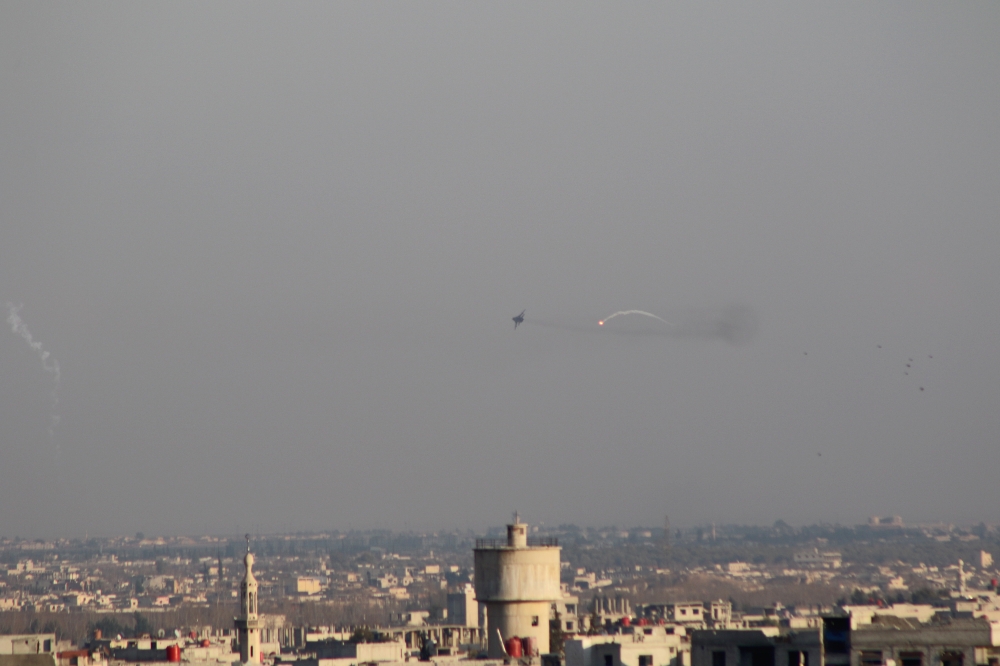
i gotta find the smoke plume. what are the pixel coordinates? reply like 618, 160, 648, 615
6, 303, 61, 436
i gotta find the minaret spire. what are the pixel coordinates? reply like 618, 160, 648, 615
235, 536, 260, 664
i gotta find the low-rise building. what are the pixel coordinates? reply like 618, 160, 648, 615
794, 549, 843, 569
849, 616, 999, 666
566, 625, 687, 666
691, 628, 821, 666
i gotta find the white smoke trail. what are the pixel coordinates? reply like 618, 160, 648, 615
6, 303, 61, 437
599, 310, 673, 326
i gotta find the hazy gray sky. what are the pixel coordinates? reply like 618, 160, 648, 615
2, 3, 998, 538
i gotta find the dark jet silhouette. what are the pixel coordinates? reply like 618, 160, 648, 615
512, 310, 525, 329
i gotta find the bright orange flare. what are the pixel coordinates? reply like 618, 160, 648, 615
598, 321, 604, 325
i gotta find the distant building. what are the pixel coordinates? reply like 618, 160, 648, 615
691, 628, 821, 666
287, 577, 322, 596
0, 636, 55, 655
554, 594, 580, 633
592, 596, 633, 629
447, 585, 479, 628
850, 616, 997, 666
669, 602, 707, 626
868, 516, 904, 529
794, 549, 843, 569
566, 625, 687, 666
277, 640, 406, 666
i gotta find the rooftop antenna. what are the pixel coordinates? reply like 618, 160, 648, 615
245, 533, 251, 553
513, 511, 519, 524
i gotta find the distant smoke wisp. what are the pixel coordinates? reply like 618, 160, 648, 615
528, 304, 757, 345
599, 310, 673, 326
673, 304, 758, 346
6, 303, 61, 436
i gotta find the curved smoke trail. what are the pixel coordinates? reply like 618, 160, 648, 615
599, 310, 673, 326
6, 303, 61, 438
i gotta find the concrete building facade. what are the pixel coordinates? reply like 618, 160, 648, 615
447, 585, 479, 628
474, 516, 560, 658
691, 629, 822, 666
566, 626, 687, 666
849, 617, 999, 666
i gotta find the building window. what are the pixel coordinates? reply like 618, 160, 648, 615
900, 653, 922, 666
941, 653, 963, 666
605, 656, 614, 666
861, 651, 882, 666
713, 651, 726, 666
532, 616, 539, 626
789, 651, 808, 666
639, 656, 653, 666
566, 622, 574, 631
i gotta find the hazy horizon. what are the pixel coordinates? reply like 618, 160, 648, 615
2, 3, 999, 539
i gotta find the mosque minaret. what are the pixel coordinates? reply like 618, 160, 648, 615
234, 536, 260, 664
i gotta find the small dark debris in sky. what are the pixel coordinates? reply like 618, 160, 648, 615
920, 387, 925, 391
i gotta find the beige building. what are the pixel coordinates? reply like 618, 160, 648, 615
287, 577, 322, 596
0, 636, 55, 656
474, 515, 561, 658
567, 626, 687, 666
447, 585, 480, 628
850, 617, 999, 666
794, 548, 843, 569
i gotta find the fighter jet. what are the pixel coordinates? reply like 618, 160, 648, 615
512, 310, 525, 329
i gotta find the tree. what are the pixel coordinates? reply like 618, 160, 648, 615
350, 627, 374, 643
550, 610, 565, 655
587, 603, 602, 635
910, 587, 943, 605
93, 616, 128, 639
133, 613, 152, 637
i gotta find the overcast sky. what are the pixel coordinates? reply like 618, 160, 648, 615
2, 3, 998, 538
